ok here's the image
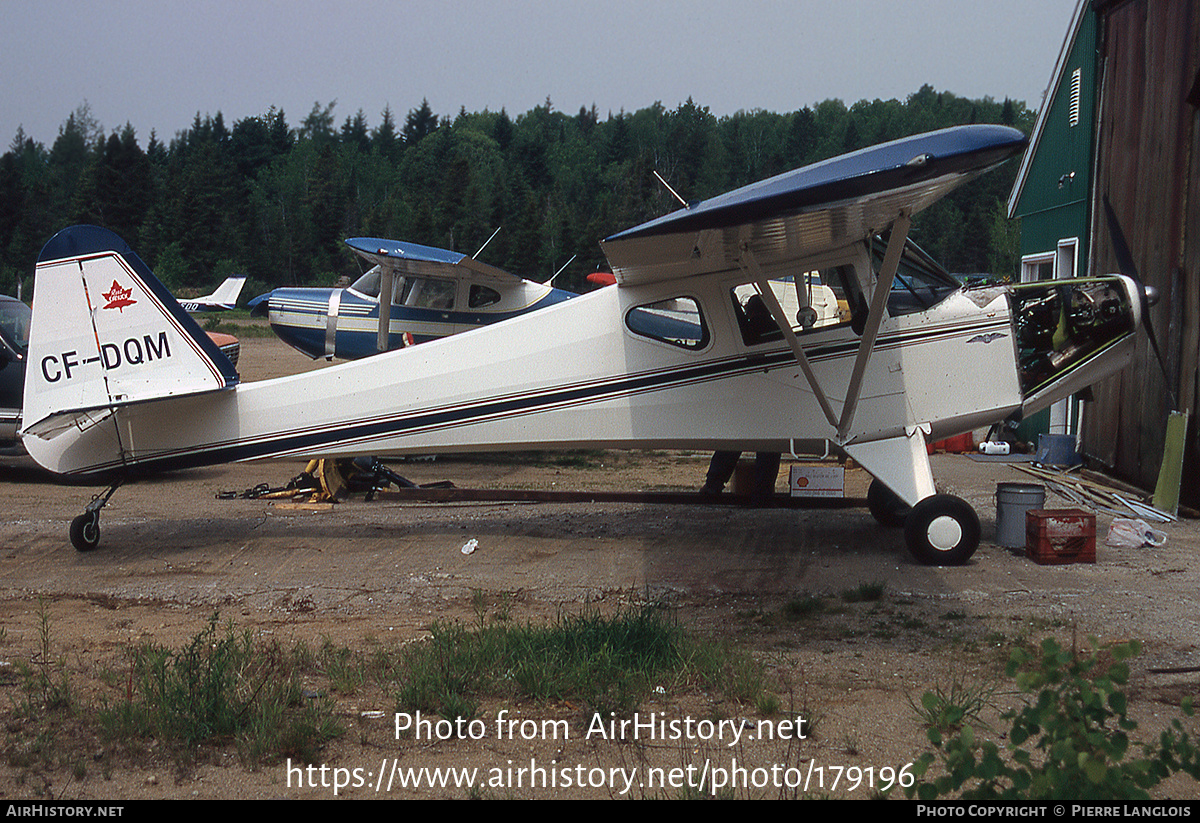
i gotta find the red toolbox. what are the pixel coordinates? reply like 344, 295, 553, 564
1026, 509, 1096, 565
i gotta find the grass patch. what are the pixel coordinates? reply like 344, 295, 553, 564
97, 614, 343, 768
201, 313, 277, 337
908, 637, 1200, 800
4, 600, 80, 794
394, 602, 768, 720
783, 594, 826, 620
841, 581, 886, 603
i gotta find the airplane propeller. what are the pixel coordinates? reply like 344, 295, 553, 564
1102, 194, 1174, 406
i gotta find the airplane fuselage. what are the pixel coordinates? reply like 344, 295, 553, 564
261, 279, 574, 359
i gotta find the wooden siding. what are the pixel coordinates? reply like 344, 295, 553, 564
1086, 0, 1200, 500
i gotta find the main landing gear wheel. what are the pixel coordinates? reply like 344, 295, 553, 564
867, 479, 910, 527
903, 494, 980, 566
70, 511, 101, 552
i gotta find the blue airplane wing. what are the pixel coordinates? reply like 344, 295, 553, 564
345, 237, 466, 265
345, 237, 523, 284
601, 124, 1027, 286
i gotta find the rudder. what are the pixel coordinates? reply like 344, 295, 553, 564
22, 225, 237, 442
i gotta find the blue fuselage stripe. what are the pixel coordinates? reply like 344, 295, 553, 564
81, 317, 1009, 477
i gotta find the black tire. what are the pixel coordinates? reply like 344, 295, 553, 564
867, 478, 910, 527
903, 494, 980, 566
70, 512, 100, 552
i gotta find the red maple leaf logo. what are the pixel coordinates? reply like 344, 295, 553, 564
102, 280, 136, 311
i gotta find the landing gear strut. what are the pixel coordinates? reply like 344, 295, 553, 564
70, 482, 122, 552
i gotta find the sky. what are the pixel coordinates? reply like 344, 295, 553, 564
0, 0, 1080, 149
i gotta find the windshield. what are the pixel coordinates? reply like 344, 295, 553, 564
0, 299, 30, 350
870, 236, 960, 316
350, 266, 383, 297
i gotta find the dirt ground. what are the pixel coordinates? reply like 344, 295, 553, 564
2, 336, 1199, 800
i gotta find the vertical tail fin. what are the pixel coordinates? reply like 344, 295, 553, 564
206, 274, 248, 306
22, 225, 238, 439
180, 274, 247, 311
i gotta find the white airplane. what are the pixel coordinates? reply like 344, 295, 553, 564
20, 125, 1149, 564
176, 275, 247, 313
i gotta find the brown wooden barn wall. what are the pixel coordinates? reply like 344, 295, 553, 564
1084, 0, 1200, 503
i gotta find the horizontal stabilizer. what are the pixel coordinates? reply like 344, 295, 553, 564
21, 407, 114, 440
22, 225, 238, 438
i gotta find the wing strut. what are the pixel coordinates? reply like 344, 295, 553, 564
377, 264, 394, 353
738, 247, 840, 430
837, 212, 910, 441
324, 289, 342, 359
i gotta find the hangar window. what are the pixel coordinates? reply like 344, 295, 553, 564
625, 297, 709, 350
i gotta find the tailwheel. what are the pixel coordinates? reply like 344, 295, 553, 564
70, 511, 101, 552
903, 494, 980, 566
867, 478, 910, 528
68, 480, 123, 553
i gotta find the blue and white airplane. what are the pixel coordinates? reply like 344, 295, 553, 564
248, 238, 576, 360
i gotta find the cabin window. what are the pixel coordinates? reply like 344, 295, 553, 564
625, 297, 709, 350
731, 266, 859, 346
354, 269, 458, 310
469, 285, 502, 309
393, 276, 456, 310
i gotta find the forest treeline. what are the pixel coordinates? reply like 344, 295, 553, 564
0, 86, 1034, 299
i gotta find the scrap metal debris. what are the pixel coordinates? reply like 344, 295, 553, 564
1011, 463, 1178, 523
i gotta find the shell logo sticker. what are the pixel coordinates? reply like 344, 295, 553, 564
102, 280, 136, 311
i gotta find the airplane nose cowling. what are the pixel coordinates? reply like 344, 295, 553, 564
247, 292, 273, 317
1012, 275, 1139, 407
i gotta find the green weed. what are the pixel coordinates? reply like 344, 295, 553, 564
907, 637, 1200, 800
784, 594, 826, 619
841, 581, 886, 603
393, 603, 768, 720
98, 613, 343, 767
